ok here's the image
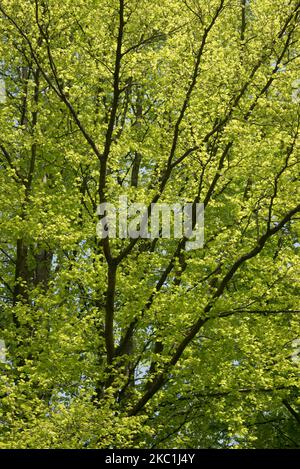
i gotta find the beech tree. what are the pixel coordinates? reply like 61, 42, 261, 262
0, 0, 299, 448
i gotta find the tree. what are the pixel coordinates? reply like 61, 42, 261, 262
0, 0, 299, 448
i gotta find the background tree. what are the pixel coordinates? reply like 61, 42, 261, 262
0, 0, 299, 448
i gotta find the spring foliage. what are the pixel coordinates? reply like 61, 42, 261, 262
0, 0, 300, 448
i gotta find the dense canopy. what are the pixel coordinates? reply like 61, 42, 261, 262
0, 0, 299, 448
